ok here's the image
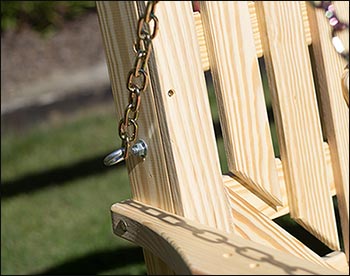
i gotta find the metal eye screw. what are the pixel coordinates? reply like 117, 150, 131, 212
103, 139, 148, 166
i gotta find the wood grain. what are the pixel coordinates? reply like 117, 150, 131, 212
194, 12, 209, 71
256, 1, 339, 250
194, 1, 312, 70
96, 1, 176, 273
248, 1, 263, 57
201, 1, 282, 209
96, 1, 175, 211
323, 251, 349, 274
224, 188, 338, 270
111, 200, 343, 275
225, 142, 336, 220
307, 0, 349, 260
300, 1, 312, 45
149, 1, 234, 233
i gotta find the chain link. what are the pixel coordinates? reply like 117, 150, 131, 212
118, 1, 159, 159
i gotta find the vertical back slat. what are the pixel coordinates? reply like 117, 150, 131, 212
307, 1, 349, 260
201, 1, 282, 208
256, 1, 339, 250
148, 1, 234, 233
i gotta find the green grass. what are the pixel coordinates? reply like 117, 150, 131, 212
1, 110, 147, 275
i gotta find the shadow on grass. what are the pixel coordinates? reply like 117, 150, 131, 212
1, 119, 225, 200
1, 154, 125, 199
36, 246, 146, 275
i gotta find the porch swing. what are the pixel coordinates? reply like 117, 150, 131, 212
97, 1, 349, 274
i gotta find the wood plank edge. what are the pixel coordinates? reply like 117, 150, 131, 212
224, 143, 336, 220
111, 200, 344, 275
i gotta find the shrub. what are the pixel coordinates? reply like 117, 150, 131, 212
1, 1, 95, 34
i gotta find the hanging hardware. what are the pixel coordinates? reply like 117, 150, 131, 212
103, 1, 159, 166
104, 139, 148, 166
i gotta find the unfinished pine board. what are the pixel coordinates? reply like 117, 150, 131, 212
148, 1, 234, 232
300, 1, 312, 45
224, 189, 338, 270
112, 200, 343, 275
247, 1, 263, 57
342, 68, 349, 106
306, 1, 349, 260
194, 1, 311, 70
193, 12, 209, 71
96, 2, 176, 273
256, 1, 339, 250
96, 1, 177, 211
323, 251, 349, 274
224, 143, 336, 219
201, 1, 282, 209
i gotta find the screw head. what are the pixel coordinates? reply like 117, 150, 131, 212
115, 219, 127, 236
168, 89, 175, 97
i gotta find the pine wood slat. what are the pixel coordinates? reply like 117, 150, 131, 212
194, 12, 209, 71
248, 1, 263, 57
306, 1, 349, 261
111, 200, 343, 275
224, 189, 337, 270
194, 1, 311, 70
300, 1, 312, 45
256, 1, 339, 250
96, 2, 176, 273
148, 1, 234, 233
323, 251, 349, 274
201, 1, 282, 209
224, 142, 336, 220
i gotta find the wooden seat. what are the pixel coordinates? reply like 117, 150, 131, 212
96, 1, 349, 274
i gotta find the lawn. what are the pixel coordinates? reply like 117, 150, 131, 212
1, 108, 147, 275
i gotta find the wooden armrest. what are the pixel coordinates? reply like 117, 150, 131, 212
111, 200, 343, 275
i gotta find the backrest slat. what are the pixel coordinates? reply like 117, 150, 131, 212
256, 1, 339, 250
307, 1, 349, 260
150, 1, 234, 233
201, 1, 282, 209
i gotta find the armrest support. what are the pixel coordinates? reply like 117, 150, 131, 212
111, 199, 343, 275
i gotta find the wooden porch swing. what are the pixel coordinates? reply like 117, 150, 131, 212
96, 1, 349, 274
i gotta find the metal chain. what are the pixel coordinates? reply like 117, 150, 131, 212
310, 1, 349, 63
118, 1, 159, 160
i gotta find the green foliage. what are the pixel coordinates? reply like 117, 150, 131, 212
1, 1, 95, 34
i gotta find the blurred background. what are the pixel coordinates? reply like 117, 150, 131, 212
1, 1, 342, 275
1, 1, 147, 274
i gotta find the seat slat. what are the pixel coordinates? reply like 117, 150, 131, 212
225, 189, 335, 269
256, 1, 339, 250
201, 1, 282, 209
